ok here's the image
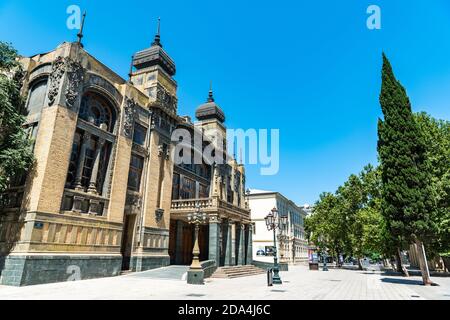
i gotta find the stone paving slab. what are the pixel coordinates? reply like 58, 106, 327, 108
126, 265, 189, 280
0, 266, 448, 300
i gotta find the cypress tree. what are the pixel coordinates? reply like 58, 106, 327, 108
377, 54, 436, 285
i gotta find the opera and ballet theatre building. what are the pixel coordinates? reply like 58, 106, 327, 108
0, 29, 252, 286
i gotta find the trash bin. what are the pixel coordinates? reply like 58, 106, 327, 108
267, 268, 273, 286
309, 262, 319, 270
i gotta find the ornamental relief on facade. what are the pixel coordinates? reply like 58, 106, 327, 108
47, 56, 85, 109
65, 59, 84, 109
47, 56, 65, 106
123, 97, 137, 138
155, 85, 177, 114
157, 143, 170, 160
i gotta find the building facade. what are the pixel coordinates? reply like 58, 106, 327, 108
248, 190, 308, 264
0, 30, 251, 286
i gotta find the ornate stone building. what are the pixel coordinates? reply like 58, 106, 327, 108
0, 29, 251, 286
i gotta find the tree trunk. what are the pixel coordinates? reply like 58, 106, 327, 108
357, 258, 363, 270
385, 258, 394, 271
396, 248, 409, 277
415, 240, 434, 286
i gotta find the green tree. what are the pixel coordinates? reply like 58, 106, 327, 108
305, 192, 345, 262
377, 54, 436, 285
0, 42, 34, 194
414, 112, 450, 256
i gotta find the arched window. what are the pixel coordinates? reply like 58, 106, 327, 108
79, 92, 116, 132
27, 79, 48, 116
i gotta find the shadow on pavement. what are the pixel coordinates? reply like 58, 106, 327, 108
380, 278, 424, 286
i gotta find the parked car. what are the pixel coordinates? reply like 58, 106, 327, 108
256, 249, 265, 256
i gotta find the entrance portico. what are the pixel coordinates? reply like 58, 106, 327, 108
169, 197, 252, 267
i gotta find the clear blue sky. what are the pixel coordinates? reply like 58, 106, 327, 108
1, 1, 450, 205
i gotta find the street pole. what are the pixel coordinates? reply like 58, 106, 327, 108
187, 204, 208, 285
272, 226, 282, 284
265, 207, 286, 285
323, 250, 329, 271
191, 224, 201, 270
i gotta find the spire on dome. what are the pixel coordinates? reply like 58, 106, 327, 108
195, 83, 225, 123
151, 17, 162, 47
207, 81, 214, 102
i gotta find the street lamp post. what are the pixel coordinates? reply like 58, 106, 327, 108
187, 203, 208, 285
265, 207, 287, 285
322, 250, 329, 271
317, 234, 329, 272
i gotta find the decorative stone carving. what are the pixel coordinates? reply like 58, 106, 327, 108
126, 193, 142, 210
47, 56, 65, 106
209, 215, 219, 223
123, 97, 137, 138
157, 143, 170, 160
150, 112, 160, 130
47, 56, 85, 109
65, 59, 84, 109
158, 144, 165, 158
234, 171, 241, 192
156, 85, 177, 113
165, 145, 171, 160
155, 208, 164, 223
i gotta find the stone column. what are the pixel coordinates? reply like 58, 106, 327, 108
246, 224, 253, 265
231, 222, 236, 265
238, 223, 245, 265
73, 131, 91, 191
208, 216, 221, 265
87, 138, 105, 194
175, 220, 184, 265
224, 220, 233, 266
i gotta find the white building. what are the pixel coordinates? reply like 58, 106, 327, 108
248, 190, 309, 264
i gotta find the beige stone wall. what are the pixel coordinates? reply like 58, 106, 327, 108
160, 145, 175, 230
24, 105, 77, 214
18, 212, 121, 254
143, 133, 164, 228
107, 135, 132, 223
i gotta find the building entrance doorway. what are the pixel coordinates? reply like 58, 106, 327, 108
169, 219, 209, 265
120, 213, 136, 271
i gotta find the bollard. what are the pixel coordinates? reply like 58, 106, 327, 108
267, 268, 273, 286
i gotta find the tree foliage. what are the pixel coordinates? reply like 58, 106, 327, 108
0, 41, 34, 193
414, 112, 450, 255
305, 165, 388, 262
306, 55, 449, 271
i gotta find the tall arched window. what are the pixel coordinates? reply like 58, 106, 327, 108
79, 92, 116, 132
65, 92, 117, 194
27, 79, 48, 116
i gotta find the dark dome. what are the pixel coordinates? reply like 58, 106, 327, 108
195, 89, 225, 123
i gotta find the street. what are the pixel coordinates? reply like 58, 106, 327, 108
0, 265, 448, 300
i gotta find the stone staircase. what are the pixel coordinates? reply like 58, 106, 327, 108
211, 265, 266, 279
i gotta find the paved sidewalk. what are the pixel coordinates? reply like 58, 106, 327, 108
0, 266, 448, 300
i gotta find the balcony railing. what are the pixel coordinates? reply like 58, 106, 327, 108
171, 197, 250, 220
171, 198, 213, 210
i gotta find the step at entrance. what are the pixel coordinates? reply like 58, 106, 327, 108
211, 265, 266, 279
